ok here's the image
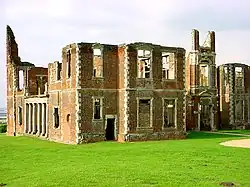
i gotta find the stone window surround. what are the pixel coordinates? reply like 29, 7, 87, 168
104, 114, 117, 139
92, 44, 104, 79
137, 48, 153, 79
18, 106, 22, 125
162, 51, 176, 80
235, 66, 244, 87
235, 99, 244, 122
162, 97, 178, 130
66, 49, 71, 79
55, 61, 62, 82
136, 97, 153, 129
53, 106, 59, 129
199, 58, 213, 87
92, 96, 104, 121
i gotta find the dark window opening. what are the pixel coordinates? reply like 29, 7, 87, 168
67, 50, 71, 78
94, 99, 101, 119
140, 99, 150, 104
138, 99, 151, 127
18, 106, 22, 125
57, 63, 62, 81
66, 114, 70, 122
54, 107, 59, 128
36, 79, 39, 94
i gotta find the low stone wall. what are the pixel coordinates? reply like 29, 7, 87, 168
77, 133, 106, 143
231, 122, 250, 130
15, 131, 186, 144
119, 131, 186, 142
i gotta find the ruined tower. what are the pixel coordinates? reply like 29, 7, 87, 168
218, 63, 250, 129
6, 25, 21, 136
186, 29, 218, 131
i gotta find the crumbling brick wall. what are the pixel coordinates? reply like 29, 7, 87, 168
27, 67, 48, 95
47, 44, 78, 144
217, 63, 250, 129
77, 43, 119, 143
186, 29, 218, 131
117, 43, 186, 142
7, 25, 187, 144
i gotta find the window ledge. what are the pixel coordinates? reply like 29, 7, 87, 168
162, 79, 176, 81
92, 119, 103, 122
162, 127, 177, 131
136, 127, 153, 132
92, 77, 104, 80
136, 78, 153, 80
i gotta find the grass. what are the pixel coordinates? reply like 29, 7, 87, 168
0, 132, 250, 187
218, 129, 250, 135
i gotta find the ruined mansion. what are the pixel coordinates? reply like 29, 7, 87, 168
6, 26, 250, 144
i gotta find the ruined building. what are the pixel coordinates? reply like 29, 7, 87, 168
6, 26, 48, 138
7, 25, 250, 144
217, 63, 250, 129
6, 26, 186, 144
186, 29, 218, 131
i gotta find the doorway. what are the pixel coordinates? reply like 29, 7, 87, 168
200, 104, 212, 131
105, 118, 115, 141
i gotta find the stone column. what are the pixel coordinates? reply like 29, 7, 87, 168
197, 104, 201, 131
36, 103, 41, 135
45, 103, 48, 137
24, 103, 28, 133
28, 103, 32, 133
41, 103, 45, 136
210, 105, 215, 131
32, 103, 37, 134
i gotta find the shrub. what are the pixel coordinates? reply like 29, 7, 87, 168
0, 124, 7, 133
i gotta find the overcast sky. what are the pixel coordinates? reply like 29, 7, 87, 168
1, 0, 250, 107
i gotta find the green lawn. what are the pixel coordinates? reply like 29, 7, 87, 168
218, 129, 250, 135
0, 132, 250, 187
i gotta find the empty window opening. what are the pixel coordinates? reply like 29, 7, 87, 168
162, 52, 175, 79
235, 100, 244, 121
200, 64, 209, 86
164, 99, 176, 128
200, 104, 211, 131
94, 98, 102, 119
37, 76, 46, 95
18, 106, 22, 125
224, 67, 229, 90
54, 107, 59, 128
93, 48, 103, 77
137, 50, 152, 78
56, 62, 62, 81
105, 118, 115, 141
66, 50, 71, 78
66, 114, 70, 122
235, 67, 244, 87
138, 99, 151, 127
19, 70, 24, 90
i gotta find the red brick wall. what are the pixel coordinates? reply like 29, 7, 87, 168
28, 67, 48, 95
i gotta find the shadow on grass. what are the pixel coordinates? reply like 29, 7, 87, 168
187, 131, 244, 139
